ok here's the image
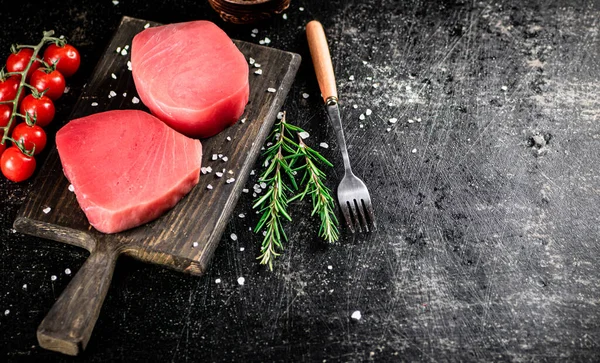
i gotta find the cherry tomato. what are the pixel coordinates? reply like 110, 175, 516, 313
19, 94, 55, 128
43, 43, 80, 78
1, 146, 36, 182
12, 123, 46, 155
30, 68, 65, 101
0, 76, 20, 102
0, 103, 12, 128
6, 48, 42, 81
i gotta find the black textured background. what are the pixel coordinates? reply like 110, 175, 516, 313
1, 0, 599, 362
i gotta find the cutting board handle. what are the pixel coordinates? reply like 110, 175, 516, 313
306, 20, 338, 104
37, 240, 119, 356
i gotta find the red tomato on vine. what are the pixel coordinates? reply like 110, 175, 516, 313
19, 94, 55, 127
43, 43, 80, 78
6, 48, 42, 81
12, 123, 46, 155
30, 68, 66, 101
1, 146, 36, 182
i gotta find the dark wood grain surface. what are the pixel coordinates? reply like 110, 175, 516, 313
1, 0, 599, 362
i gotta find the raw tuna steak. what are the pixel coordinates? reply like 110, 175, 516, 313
131, 20, 249, 138
56, 110, 203, 234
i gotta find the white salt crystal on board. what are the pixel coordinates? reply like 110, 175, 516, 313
207, 184, 213, 190
267, 88, 277, 93
319, 142, 329, 149
359, 114, 365, 120
109, 90, 117, 97
111, 73, 117, 79
50, 275, 57, 281
192, 242, 199, 247
68, 184, 75, 192
365, 109, 372, 116
226, 178, 235, 184
4, 309, 9, 316
389, 118, 398, 124
215, 278, 221, 284
212, 154, 218, 160
42, 207, 51, 214
299, 131, 310, 139
144, 23, 150, 29
120, 48, 128, 56
349, 75, 355, 81
302, 93, 310, 99
64, 268, 71, 275
237, 277, 245, 285
411, 148, 417, 154
254, 69, 263, 75
230, 233, 238, 241
351, 311, 362, 320
132, 96, 140, 104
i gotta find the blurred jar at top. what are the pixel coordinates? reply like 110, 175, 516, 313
208, 0, 291, 24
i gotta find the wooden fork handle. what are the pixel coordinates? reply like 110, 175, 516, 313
306, 20, 338, 104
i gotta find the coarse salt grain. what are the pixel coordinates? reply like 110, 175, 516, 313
241, 118, 246, 123
228, 170, 234, 174
359, 124, 364, 128
230, 233, 238, 241
226, 136, 231, 141
237, 277, 245, 285
263, 37, 271, 44
501, 85, 508, 91
254, 69, 263, 75
51, 275, 57, 281
43, 207, 51, 214
299, 6, 304, 11
254, 63, 261, 68
132, 96, 140, 104
4, 310, 9, 316
319, 142, 329, 149
65, 268, 71, 275
373, 83, 379, 88
226, 178, 235, 184
120, 49, 128, 56
218, 154, 223, 159
127, 60, 132, 70
193, 242, 199, 247
252, 29, 259, 34
64, 86, 70, 94
240, 247, 245, 251
351, 311, 362, 320
260, 182, 267, 189
216, 172, 223, 178
302, 93, 309, 99
242, 188, 249, 193
215, 278, 221, 283
122, 92, 127, 97
328, 265, 333, 270
359, 114, 365, 120
239, 213, 245, 218
349, 75, 355, 81
259, 40, 265, 45
222, 156, 229, 162
411, 148, 417, 154
206, 166, 213, 173
386, 128, 391, 132
353, 104, 358, 109
111, 73, 117, 79
267, 87, 277, 93
68, 184, 75, 192
282, 13, 288, 20
112, 0, 119, 5
250, 169, 255, 175
366, 109, 372, 116
299, 131, 310, 139
277, 112, 284, 119
249, 57, 255, 65
124, 45, 129, 50
389, 118, 398, 124
109, 90, 117, 98
22, 284, 27, 290
408, 119, 414, 123
207, 184, 213, 190
201, 167, 208, 174
144, 23, 150, 29
212, 154, 218, 160
116, 47, 121, 53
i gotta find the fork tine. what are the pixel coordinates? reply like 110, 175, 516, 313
363, 197, 377, 231
356, 199, 369, 232
340, 202, 355, 233
348, 200, 363, 233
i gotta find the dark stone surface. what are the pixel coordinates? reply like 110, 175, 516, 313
1, 0, 599, 361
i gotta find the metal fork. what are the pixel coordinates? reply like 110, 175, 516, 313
306, 20, 377, 233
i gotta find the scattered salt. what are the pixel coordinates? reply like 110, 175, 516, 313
22, 284, 27, 290
240, 247, 245, 251
327, 265, 333, 270
282, 13, 288, 20
353, 104, 358, 109
349, 75, 355, 81
122, 92, 127, 97
302, 93, 310, 99
226, 136, 232, 141
242, 188, 249, 193
109, 90, 117, 98
216, 172, 224, 178
50, 275, 57, 281
111, 73, 117, 79
68, 184, 75, 192
193, 242, 199, 247
124, 45, 129, 50
120, 48, 128, 56
132, 96, 140, 104
267, 87, 276, 93
116, 47, 121, 53
351, 311, 362, 320
277, 112, 284, 119
226, 178, 235, 184
319, 142, 329, 149
359, 124, 364, 128
365, 109, 372, 116
4, 310, 9, 316
359, 114, 365, 120
42, 207, 51, 214
144, 23, 150, 29
207, 184, 213, 190
254, 69, 263, 75
237, 277, 245, 285
299, 6, 304, 11
299, 131, 310, 139
218, 154, 223, 159
215, 278, 221, 284
408, 119, 414, 123
222, 156, 229, 162
127, 60, 132, 70
212, 154, 218, 160
64, 86, 70, 94
386, 128, 391, 132
254, 63, 261, 68
241, 118, 246, 123
501, 85, 508, 91
64, 268, 71, 275
239, 214, 245, 218
112, 0, 119, 5
250, 169, 255, 175
252, 29, 259, 34
411, 148, 417, 154
389, 118, 398, 124
230, 233, 238, 241
263, 38, 271, 45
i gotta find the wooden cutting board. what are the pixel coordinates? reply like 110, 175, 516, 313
13, 16, 301, 356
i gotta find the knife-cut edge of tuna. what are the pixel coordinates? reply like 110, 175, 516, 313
131, 20, 250, 138
56, 110, 203, 234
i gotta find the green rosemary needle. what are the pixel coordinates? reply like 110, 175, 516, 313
253, 112, 299, 270
291, 137, 339, 243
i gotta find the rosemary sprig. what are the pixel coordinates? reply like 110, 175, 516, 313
253, 112, 299, 270
253, 112, 340, 270
291, 137, 339, 243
